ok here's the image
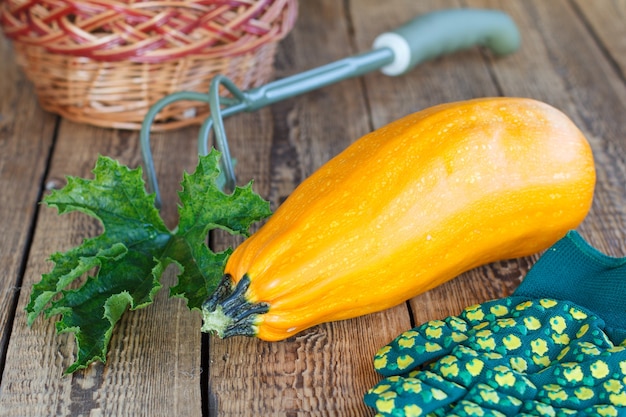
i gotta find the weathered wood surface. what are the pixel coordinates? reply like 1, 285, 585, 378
1, 0, 625, 415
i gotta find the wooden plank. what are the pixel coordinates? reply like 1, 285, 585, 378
352, 0, 626, 328
1, 1, 624, 416
573, 0, 626, 72
471, 0, 626, 256
0, 118, 204, 415
207, 1, 411, 415
351, 0, 517, 325
0, 37, 57, 373
352, 0, 501, 128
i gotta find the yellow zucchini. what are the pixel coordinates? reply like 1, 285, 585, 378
201, 97, 596, 341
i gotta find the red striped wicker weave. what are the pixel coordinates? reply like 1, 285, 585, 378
1, 0, 298, 130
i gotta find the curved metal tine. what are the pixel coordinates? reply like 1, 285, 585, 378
140, 91, 212, 208
200, 75, 251, 193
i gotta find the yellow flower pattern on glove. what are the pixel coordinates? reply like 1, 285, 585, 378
365, 297, 626, 417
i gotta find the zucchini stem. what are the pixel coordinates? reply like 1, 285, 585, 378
201, 274, 269, 338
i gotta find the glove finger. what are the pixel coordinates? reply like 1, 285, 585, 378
556, 340, 611, 366
374, 315, 470, 376
374, 296, 558, 378
584, 405, 625, 416
460, 298, 567, 374
374, 297, 526, 377
456, 383, 524, 416
458, 297, 523, 325
518, 401, 560, 416
364, 371, 466, 416
427, 344, 538, 399
531, 346, 626, 410
468, 299, 602, 373
550, 305, 616, 368
521, 400, 623, 417
536, 375, 626, 411
428, 348, 486, 388
448, 399, 508, 417
552, 328, 624, 376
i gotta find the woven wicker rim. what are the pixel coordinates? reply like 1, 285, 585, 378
1, 0, 297, 130
1, 0, 298, 63
11, 39, 283, 130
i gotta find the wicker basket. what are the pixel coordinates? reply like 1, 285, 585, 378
1, 0, 298, 130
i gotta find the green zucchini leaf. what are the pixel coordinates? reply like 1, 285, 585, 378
26, 150, 271, 373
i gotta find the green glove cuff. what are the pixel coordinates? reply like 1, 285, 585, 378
513, 230, 626, 342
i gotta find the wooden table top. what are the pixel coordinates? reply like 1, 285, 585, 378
1, 0, 625, 416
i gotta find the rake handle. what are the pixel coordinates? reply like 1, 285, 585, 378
374, 8, 520, 76
142, 8, 521, 207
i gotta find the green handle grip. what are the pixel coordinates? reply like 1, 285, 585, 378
373, 8, 521, 76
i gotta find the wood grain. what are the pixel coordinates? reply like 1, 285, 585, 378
474, 0, 626, 256
349, 0, 510, 327
1, 1, 625, 416
351, 0, 501, 128
208, 0, 626, 414
0, 36, 57, 379
207, 1, 410, 415
0, 122, 204, 415
573, 0, 626, 73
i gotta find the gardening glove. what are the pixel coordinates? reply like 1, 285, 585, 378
365, 231, 626, 416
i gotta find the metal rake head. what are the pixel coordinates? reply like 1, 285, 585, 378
140, 8, 521, 207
